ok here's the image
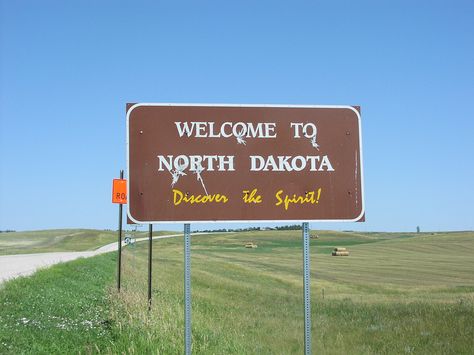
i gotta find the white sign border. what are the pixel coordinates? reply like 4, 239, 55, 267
126, 103, 365, 224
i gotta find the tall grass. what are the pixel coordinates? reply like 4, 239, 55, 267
0, 253, 116, 354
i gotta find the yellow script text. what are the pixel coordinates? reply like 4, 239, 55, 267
275, 188, 321, 210
173, 189, 229, 205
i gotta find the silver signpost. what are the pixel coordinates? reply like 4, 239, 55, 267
148, 224, 153, 311
184, 223, 192, 355
302, 222, 311, 355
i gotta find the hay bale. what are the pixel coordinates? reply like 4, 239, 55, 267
334, 247, 347, 251
245, 242, 258, 248
332, 251, 350, 256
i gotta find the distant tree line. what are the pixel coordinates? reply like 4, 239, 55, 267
0, 230, 16, 233
274, 224, 302, 230
193, 227, 263, 233
192, 224, 303, 233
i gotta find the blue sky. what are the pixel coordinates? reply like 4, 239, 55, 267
1, 1, 473, 232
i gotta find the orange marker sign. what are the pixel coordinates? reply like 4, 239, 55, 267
112, 179, 127, 204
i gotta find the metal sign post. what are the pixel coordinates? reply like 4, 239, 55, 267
184, 223, 192, 355
148, 224, 153, 311
117, 169, 124, 292
302, 222, 311, 355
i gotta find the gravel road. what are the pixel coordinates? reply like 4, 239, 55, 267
0, 234, 178, 284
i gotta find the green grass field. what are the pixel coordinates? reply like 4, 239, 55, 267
1, 230, 473, 354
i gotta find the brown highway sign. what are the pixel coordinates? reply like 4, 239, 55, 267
127, 104, 364, 223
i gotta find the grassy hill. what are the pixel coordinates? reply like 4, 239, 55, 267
0, 229, 179, 255
0, 229, 118, 255
1, 229, 473, 353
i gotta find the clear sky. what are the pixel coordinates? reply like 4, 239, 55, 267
1, 1, 473, 232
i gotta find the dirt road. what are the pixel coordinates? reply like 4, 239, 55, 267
0, 234, 178, 284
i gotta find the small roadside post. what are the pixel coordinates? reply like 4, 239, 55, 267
112, 170, 127, 292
